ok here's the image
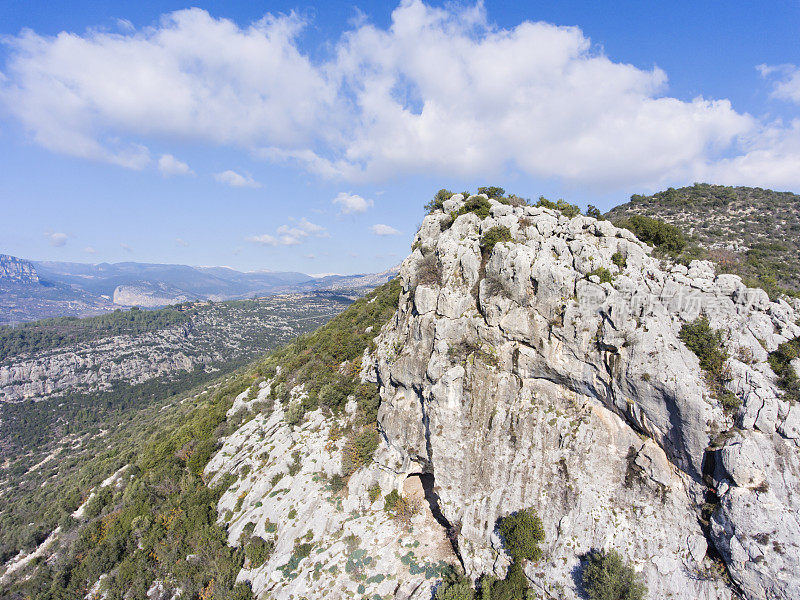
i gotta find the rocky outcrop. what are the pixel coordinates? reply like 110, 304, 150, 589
206, 385, 458, 600
368, 195, 799, 599
0, 254, 39, 284
113, 282, 195, 307
207, 194, 799, 600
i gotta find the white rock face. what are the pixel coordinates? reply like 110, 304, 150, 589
205, 394, 458, 600
369, 198, 799, 600
210, 197, 800, 600
113, 282, 194, 307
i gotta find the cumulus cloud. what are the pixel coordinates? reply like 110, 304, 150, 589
247, 217, 327, 246
120, 243, 134, 253
158, 154, 193, 176
45, 231, 68, 246
84, 246, 97, 254
333, 192, 373, 214
758, 64, 800, 104
2, 2, 800, 188
371, 223, 401, 236
214, 169, 260, 188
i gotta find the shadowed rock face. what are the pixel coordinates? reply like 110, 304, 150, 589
371, 194, 800, 600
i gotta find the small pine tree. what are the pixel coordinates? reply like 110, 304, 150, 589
582, 549, 647, 600
498, 509, 545, 562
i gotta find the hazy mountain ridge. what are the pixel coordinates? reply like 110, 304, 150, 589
0, 255, 397, 324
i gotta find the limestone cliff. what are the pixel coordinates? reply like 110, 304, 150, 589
209, 194, 799, 600
0, 254, 39, 284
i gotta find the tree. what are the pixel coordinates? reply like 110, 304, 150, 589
426, 189, 455, 213
586, 205, 603, 219
477, 186, 505, 199
498, 509, 545, 562
616, 215, 686, 254
582, 549, 647, 600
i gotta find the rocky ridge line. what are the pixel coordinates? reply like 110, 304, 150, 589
209, 193, 799, 600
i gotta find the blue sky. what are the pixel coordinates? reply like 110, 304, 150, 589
1, 1, 799, 274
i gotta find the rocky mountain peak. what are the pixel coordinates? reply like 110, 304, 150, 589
0, 254, 39, 284
367, 193, 800, 599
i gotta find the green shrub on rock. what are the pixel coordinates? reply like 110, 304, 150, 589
679, 316, 740, 412
426, 189, 455, 213
616, 214, 686, 254
455, 196, 492, 220
587, 267, 614, 284
480, 226, 513, 255
768, 337, 800, 404
582, 549, 647, 600
342, 428, 379, 476
435, 566, 475, 600
536, 196, 581, 218
477, 563, 532, 600
284, 401, 303, 427
477, 186, 505, 199
244, 536, 274, 567
680, 317, 727, 375
498, 508, 545, 562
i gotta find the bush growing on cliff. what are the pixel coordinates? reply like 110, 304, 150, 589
582, 549, 647, 600
245, 536, 274, 567
454, 195, 492, 219
680, 316, 727, 375
477, 563, 533, 600
480, 226, 513, 254
536, 196, 581, 218
284, 401, 303, 427
587, 267, 614, 284
417, 252, 442, 287
342, 428, 379, 476
477, 186, 505, 199
498, 508, 545, 562
435, 566, 475, 600
586, 205, 603, 219
768, 337, 800, 404
679, 316, 739, 412
426, 189, 455, 213
435, 509, 544, 599
616, 214, 686, 254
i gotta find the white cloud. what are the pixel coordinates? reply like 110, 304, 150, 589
45, 231, 68, 246
371, 223, 401, 236
697, 119, 800, 190
120, 243, 134, 253
247, 217, 326, 246
214, 169, 260, 188
175, 237, 189, 246
758, 64, 800, 104
3, 2, 800, 189
333, 192, 373, 214
84, 246, 97, 254
0, 9, 330, 169
158, 154, 193, 176
246, 233, 279, 246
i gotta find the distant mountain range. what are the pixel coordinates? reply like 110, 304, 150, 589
0, 254, 397, 324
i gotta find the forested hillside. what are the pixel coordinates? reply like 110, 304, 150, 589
0, 281, 400, 599
606, 183, 800, 298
